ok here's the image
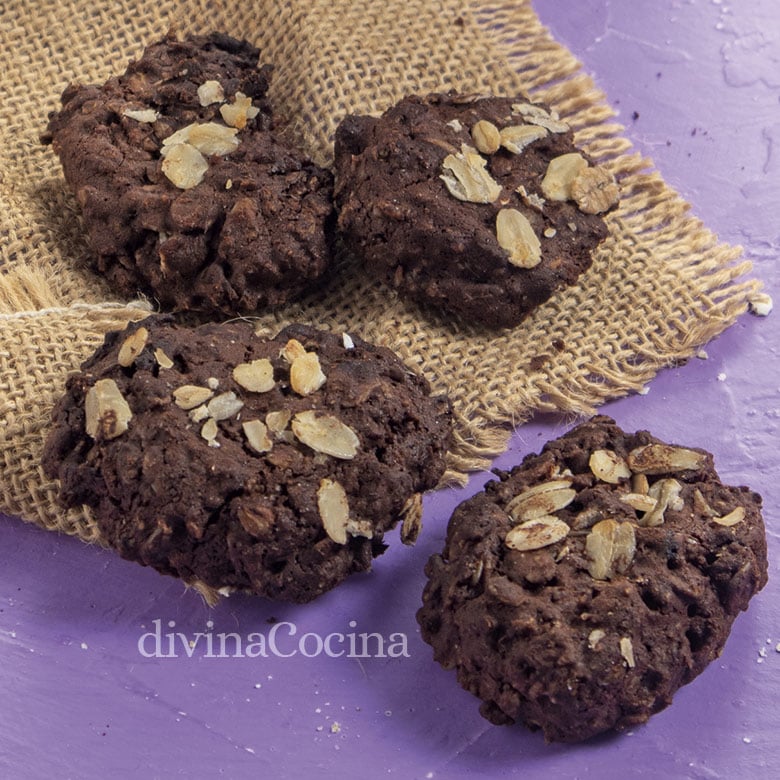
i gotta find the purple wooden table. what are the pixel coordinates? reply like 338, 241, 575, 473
2, 1, 778, 777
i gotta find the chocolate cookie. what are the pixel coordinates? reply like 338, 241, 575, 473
333, 93, 617, 329
42, 318, 451, 602
43, 32, 334, 315
417, 416, 767, 742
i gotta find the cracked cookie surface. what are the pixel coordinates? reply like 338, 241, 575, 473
42, 317, 452, 602
44, 32, 334, 315
417, 415, 767, 742
333, 93, 616, 329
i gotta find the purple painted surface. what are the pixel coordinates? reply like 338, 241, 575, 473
2, 1, 779, 777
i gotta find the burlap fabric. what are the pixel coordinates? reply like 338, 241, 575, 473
0, 0, 759, 543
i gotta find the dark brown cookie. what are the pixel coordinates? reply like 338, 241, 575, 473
43, 32, 334, 315
417, 415, 767, 742
333, 93, 617, 329
42, 317, 452, 602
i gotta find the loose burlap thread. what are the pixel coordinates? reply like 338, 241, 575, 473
0, 0, 760, 543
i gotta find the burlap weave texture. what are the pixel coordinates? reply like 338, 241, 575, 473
0, 0, 759, 541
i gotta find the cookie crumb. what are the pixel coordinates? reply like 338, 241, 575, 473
748, 292, 772, 316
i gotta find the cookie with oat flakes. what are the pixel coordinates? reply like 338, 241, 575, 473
42, 317, 452, 603
43, 32, 334, 315
333, 93, 617, 329
417, 415, 767, 742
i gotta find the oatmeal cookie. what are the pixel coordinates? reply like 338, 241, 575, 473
44, 32, 334, 315
334, 93, 617, 328
42, 318, 452, 602
417, 415, 767, 741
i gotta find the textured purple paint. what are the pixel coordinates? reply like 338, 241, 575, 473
1, 1, 778, 777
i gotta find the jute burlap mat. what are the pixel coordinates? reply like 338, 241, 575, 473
0, 0, 760, 542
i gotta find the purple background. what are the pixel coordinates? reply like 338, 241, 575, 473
2, 1, 779, 777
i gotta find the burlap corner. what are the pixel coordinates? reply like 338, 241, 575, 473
0, 0, 760, 542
